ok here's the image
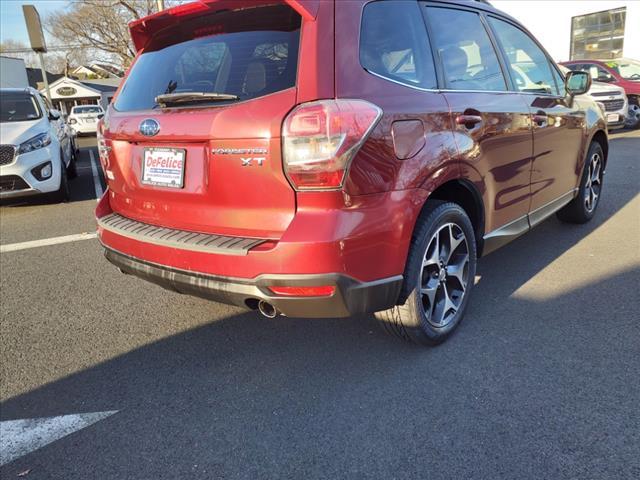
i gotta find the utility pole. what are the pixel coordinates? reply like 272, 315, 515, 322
156, 0, 165, 11
23, 5, 51, 101
37, 51, 51, 101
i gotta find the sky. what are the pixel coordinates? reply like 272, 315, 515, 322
0, 0, 68, 45
491, 1, 636, 61
2, 0, 635, 61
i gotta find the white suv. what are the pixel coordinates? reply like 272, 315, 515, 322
67, 105, 104, 135
559, 65, 627, 129
587, 81, 628, 130
0, 88, 76, 202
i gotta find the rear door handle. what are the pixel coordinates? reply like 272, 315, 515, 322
455, 114, 483, 128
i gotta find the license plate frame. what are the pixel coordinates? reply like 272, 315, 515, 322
141, 147, 186, 189
606, 113, 619, 123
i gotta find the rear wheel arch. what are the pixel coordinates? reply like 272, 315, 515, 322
394, 178, 485, 304
426, 179, 485, 256
377, 200, 478, 344
590, 130, 608, 169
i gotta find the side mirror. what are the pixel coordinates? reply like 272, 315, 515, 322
49, 109, 61, 121
97, 113, 105, 120
565, 70, 591, 96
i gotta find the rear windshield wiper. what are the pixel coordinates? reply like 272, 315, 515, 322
155, 92, 239, 107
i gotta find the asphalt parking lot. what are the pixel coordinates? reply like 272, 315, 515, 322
1, 131, 639, 479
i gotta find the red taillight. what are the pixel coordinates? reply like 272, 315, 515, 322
282, 99, 382, 190
268, 286, 336, 297
96, 120, 113, 177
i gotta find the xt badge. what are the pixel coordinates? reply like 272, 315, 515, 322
241, 157, 265, 167
213, 148, 267, 167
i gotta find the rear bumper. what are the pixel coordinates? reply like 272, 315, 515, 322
97, 187, 427, 316
104, 246, 402, 318
96, 187, 426, 282
71, 123, 97, 134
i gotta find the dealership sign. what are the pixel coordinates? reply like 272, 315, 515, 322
56, 86, 77, 96
44, 78, 106, 100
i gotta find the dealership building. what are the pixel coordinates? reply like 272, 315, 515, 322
491, 0, 639, 62
41, 77, 120, 115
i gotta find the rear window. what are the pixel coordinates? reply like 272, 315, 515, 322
73, 106, 103, 114
115, 5, 301, 112
0, 92, 42, 123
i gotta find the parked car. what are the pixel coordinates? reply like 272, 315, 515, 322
583, 81, 628, 130
67, 104, 104, 135
561, 58, 640, 128
558, 65, 627, 129
96, 0, 607, 345
0, 87, 76, 201
49, 105, 79, 157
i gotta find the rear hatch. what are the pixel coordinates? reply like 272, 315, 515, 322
102, 4, 302, 239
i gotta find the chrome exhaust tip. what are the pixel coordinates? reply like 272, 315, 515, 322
258, 300, 278, 319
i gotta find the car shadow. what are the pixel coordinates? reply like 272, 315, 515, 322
1, 263, 638, 478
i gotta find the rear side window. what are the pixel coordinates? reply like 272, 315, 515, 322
425, 7, 506, 91
360, 1, 437, 89
488, 17, 562, 96
39, 94, 52, 114
115, 5, 301, 112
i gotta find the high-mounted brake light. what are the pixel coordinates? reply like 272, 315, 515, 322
282, 99, 382, 190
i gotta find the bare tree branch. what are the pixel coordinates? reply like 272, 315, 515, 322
44, 0, 180, 69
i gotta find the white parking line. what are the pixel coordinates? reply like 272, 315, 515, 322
0, 232, 98, 253
0, 411, 117, 466
89, 149, 104, 202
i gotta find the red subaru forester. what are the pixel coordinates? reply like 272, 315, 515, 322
96, 0, 607, 345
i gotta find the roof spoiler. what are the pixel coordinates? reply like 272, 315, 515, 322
129, 0, 320, 52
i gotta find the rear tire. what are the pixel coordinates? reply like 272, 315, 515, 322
67, 143, 78, 179
556, 141, 604, 224
375, 201, 477, 345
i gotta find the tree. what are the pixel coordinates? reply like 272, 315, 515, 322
45, 0, 177, 68
0, 40, 38, 68
47, 49, 91, 77
0, 39, 88, 75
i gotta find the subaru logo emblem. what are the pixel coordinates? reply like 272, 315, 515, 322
139, 119, 160, 136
